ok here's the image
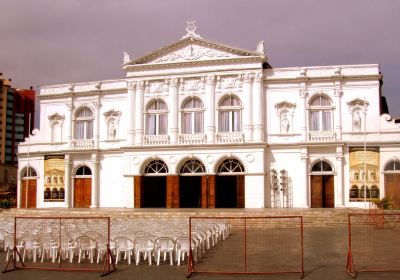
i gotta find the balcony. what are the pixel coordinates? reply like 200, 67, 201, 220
308, 131, 336, 142
72, 139, 94, 149
143, 135, 170, 146
216, 132, 244, 143
178, 134, 207, 144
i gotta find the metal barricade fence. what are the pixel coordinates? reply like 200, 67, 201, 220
346, 213, 400, 278
2, 217, 116, 276
187, 216, 304, 278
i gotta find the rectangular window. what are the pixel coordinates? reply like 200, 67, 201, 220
310, 111, 320, 131
159, 114, 167, 135
146, 115, 156, 135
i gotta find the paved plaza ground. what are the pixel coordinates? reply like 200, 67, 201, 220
1, 210, 399, 280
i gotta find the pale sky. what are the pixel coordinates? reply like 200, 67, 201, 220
1, 0, 400, 126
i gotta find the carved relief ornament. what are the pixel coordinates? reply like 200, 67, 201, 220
48, 113, 65, 127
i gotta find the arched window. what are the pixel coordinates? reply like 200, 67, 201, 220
75, 107, 93, 139
181, 98, 204, 134
145, 100, 168, 135
59, 188, 65, 200
51, 188, 60, 199
218, 96, 242, 133
384, 160, 400, 171
44, 188, 51, 200
350, 185, 359, 199
309, 95, 333, 131
180, 159, 206, 174
370, 185, 379, 198
144, 160, 168, 174
22, 167, 37, 178
217, 158, 245, 174
311, 160, 333, 172
76, 166, 92, 176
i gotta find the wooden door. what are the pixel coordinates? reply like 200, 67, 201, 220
237, 175, 245, 208
166, 176, 179, 208
208, 175, 215, 208
134, 176, 143, 208
201, 176, 208, 208
311, 175, 322, 208
324, 175, 334, 208
74, 178, 91, 208
385, 174, 400, 209
21, 179, 37, 208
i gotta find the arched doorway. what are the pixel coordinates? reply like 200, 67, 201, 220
215, 158, 245, 208
20, 167, 37, 208
136, 160, 168, 208
74, 166, 92, 208
384, 160, 400, 209
310, 160, 334, 208
179, 159, 205, 208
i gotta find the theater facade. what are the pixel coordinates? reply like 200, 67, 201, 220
17, 25, 400, 209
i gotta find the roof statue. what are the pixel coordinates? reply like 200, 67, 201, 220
182, 20, 202, 39
256, 40, 264, 55
123, 51, 131, 64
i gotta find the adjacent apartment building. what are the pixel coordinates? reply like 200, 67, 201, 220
17, 26, 400, 209
0, 73, 35, 200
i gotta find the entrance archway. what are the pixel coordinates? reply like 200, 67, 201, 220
20, 167, 37, 208
179, 159, 205, 208
135, 160, 168, 208
215, 158, 245, 208
384, 160, 400, 209
310, 160, 334, 208
74, 166, 92, 208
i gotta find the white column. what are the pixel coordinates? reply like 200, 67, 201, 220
299, 87, 308, 141
93, 99, 101, 149
336, 146, 344, 207
334, 84, 342, 140
135, 81, 145, 145
205, 75, 216, 143
252, 72, 263, 142
64, 154, 71, 208
300, 148, 309, 207
168, 78, 179, 144
242, 73, 253, 142
90, 153, 99, 208
127, 81, 136, 145
66, 102, 73, 148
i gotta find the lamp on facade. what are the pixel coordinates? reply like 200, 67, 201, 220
280, 169, 288, 193
270, 169, 279, 191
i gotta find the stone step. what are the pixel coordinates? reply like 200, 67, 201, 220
0, 208, 374, 227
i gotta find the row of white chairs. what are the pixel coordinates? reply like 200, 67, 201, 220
1, 218, 230, 267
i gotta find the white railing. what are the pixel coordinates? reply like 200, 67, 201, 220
308, 131, 336, 142
216, 132, 244, 143
178, 134, 207, 144
143, 135, 170, 146
72, 139, 94, 149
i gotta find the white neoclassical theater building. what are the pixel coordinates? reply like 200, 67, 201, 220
17, 24, 400, 209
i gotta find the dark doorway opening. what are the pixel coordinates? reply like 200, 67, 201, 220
216, 175, 238, 208
143, 176, 167, 207
179, 176, 202, 208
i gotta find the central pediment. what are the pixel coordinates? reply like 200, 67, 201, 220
124, 36, 266, 67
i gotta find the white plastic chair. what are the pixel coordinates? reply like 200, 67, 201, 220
58, 237, 75, 263
76, 236, 96, 263
175, 237, 197, 266
40, 237, 58, 263
114, 236, 133, 264
134, 237, 154, 265
21, 239, 41, 262
154, 237, 174, 266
